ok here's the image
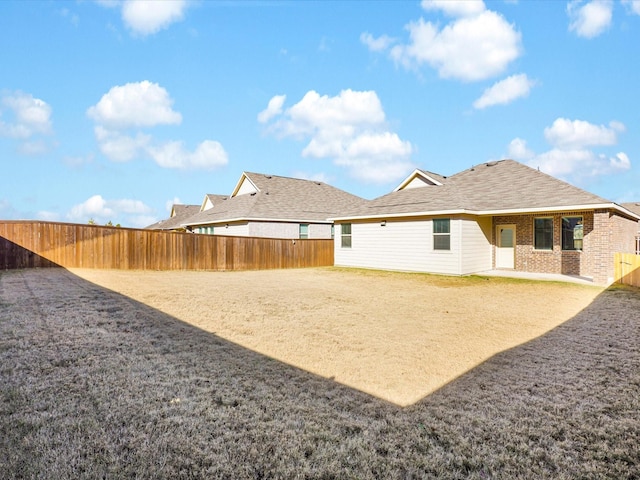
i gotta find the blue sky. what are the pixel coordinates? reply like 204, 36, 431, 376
1, 0, 639, 227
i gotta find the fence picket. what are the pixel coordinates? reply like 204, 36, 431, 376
0, 221, 334, 272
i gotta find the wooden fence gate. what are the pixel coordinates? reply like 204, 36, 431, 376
614, 252, 640, 288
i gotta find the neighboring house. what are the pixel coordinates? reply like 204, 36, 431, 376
180, 171, 367, 239
146, 204, 201, 231
331, 160, 640, 285
621, 202, 640, 254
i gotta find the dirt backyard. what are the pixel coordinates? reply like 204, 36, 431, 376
67, 267, 602, 406
2, 267, 639, 478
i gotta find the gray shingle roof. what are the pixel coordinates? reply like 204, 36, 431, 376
203, 194, 229, 209
182, 172, 367, 226
146, 204, 201, 230
336, 160, 614, 219
621, 202, 640, 216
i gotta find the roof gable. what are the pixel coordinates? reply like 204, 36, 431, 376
232, 173, 260, 197
201, 194, 228, 211
394, 169, 445, 191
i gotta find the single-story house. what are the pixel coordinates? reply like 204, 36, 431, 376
178, 171, 367, 239
330, 159, 640, 285
621, 202, 640, 254
146, 204, 201, 231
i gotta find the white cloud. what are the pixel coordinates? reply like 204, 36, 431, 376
508, 138, 535, 160
94, 126, 151, 162
622, 0, 640, 15
611, 151, 631, 170
87, 81, 182, 129
123, 0, 187, 36
147, 140, 228, 170
473, 74, 536, 109
88, 81, 227, 170
530, 149, 630, 178
333, 131, 414, 183
420, 0, 486, 17
257, 94, 286, 123
360, 32, 396, 52
260, 89, 414, 184
0, 90, 54, 155
97, 0, 188, 36
0, 91, 52, 139
507, 117, 631, 182
543, 118, 620, 149
67, 194, 153, 226
277, 90, 386, 138
389, 9, 521, 82
68, 194, 115, 221
568, 0, 613, 38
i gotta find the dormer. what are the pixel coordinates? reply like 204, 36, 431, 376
394, 169, 445, 192
201, 196, 213, 211
200, 194, 228, 212
231, 172, 260, 197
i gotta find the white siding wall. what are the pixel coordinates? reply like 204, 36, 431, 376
247, 222, 332, 239
220, 222, 250, 237
248, 222, 299, 239
334, 218, 462, 275
309, 223, 333, 239
194, 221, 332, 239
459, 216, 493, 274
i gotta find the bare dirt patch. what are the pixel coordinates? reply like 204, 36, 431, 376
69, 267, 602, 406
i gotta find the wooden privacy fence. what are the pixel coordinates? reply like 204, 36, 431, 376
0, 221, 334, 271
614, 252, 640, 288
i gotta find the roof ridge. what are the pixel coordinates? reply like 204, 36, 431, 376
244, 171, 325, 183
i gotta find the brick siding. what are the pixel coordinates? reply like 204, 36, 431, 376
492, 209, 639, 285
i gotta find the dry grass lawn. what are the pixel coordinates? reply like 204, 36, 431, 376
70, 267, 602, 406
1, 267, 638, 479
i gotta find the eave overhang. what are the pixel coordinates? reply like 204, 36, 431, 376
182, 216, 333, 227
329, 203, 640, 222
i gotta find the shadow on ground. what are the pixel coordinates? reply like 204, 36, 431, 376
0, 269, 638, 479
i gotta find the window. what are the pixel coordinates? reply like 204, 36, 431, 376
299, 224, 309, 239
562, 217, 583, 251
433, 218, 450, 250
534, 217, 553, 250
341, 223, 352, 248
